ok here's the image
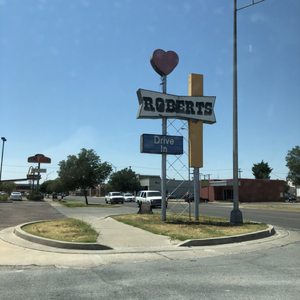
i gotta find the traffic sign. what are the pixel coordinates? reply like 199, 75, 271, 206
140, 134, 183, 155
32, 168, 47, 173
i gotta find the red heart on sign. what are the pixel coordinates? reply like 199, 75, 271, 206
150, 49, 179, 76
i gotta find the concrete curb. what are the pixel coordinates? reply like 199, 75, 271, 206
14, 220, 113, 251
178, 224, 275, 247
13, 220, 276, 251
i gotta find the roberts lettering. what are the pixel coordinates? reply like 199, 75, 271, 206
137, 89, 216, 124
142, 97, 212, 116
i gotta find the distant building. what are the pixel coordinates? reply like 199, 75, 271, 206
137, 175, 286, 202
137, 175, 193, 198
15, 183, 32, 193
201, 179, 286, 202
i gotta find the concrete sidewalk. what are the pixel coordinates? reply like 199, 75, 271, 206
47, 200, 178, 250
1, 199, 276, 253
93, 217, 178, 249
0, 199, 297, 268
0, 222, 295, 268
0, 200, 178, 253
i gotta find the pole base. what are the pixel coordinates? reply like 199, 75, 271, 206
230, 209, 243, 225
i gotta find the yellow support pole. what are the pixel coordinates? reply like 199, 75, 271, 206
188, 73, 203, 168
188, 73, 204, 221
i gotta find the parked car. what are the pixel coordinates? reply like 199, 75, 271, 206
135, 190, 167, 208
123, 193, 135, 202
182, 193, 208, 203
105, 192, 124, 204
285, 194, 297, 203
9, 192, 22, 201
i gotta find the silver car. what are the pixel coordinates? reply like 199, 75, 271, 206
123, 193, 135, 202
9, 192, 22, 201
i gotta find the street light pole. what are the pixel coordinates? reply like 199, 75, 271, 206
0, 137, 7, 182
230, 0, 265, 225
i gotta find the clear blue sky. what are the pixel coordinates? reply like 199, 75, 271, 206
0, 0, 299, 182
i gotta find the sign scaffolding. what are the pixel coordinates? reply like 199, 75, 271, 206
137, 49, 216, 222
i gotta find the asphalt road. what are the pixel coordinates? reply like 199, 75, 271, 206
71, 196, 300, 231
0, 239, 299, 299
1, 198, 299, 299
0, 200, 65, 230
198, 203, 300, 231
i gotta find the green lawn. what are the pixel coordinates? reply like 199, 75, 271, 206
113, 213, 268, 241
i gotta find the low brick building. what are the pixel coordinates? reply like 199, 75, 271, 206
201, 179, 286, 202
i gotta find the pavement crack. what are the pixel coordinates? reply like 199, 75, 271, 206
156, 252, 174, 260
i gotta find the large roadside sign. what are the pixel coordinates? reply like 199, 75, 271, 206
27, 154, 51, 164
140, 134, 183, 155
137, 89, 216, 124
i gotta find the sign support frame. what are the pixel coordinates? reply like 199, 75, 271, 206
161, 75, 167, 222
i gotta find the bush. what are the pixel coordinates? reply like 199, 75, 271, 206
0, 194, 8, 201
27, 191, 44, 201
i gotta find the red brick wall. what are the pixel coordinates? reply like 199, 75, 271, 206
201, 179, 286, 202
239, 179, 285, 202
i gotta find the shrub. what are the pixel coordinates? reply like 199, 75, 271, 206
27, 191, 44, 201
0, 194, 8, 201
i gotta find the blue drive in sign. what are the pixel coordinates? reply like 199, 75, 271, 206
141, 134, 183, 155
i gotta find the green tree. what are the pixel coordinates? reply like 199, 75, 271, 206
0, 182, 16, 194
107, 168, 141, 193
286, 146, 300, 186
40, 180, 53, 194
40, 179, 65, 194
252, 160, 273, 179
58, 148, 112, 205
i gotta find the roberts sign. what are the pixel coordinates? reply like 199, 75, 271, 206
137, 89, 216, 124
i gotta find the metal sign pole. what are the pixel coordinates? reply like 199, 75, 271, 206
161, 75, 167, 222
194, 168, 200, 221
188, 74, 204, 222
36, 162, 41, 191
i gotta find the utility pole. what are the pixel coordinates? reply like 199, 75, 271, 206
231, 0, 266, 224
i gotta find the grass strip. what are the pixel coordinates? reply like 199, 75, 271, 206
113, 213, 268, 241
22, 218, 98, 243
240, 204, 300, 213
59, 200, 119, 208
